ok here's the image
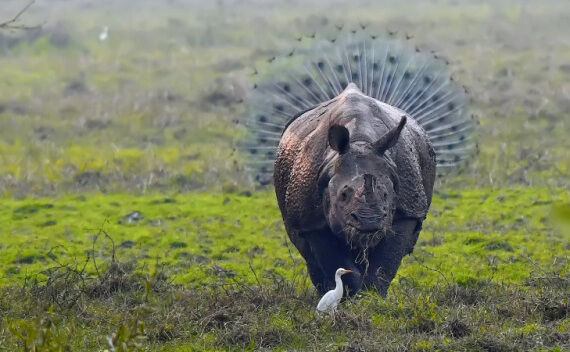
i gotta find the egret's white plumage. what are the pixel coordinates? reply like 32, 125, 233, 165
99, 26, 109, 41
316, 268, 353, 314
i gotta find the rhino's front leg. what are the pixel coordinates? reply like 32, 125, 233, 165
364, 217, 422, 296
301, 228, 363, 296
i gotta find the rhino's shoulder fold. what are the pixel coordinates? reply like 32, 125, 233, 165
275, 107, 331, 232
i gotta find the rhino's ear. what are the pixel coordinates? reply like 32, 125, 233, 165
373, 115, 407, 155
328, 125, 350, 154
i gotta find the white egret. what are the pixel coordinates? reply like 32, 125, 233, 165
99, 26, 109, 41
316, 268, 353, 314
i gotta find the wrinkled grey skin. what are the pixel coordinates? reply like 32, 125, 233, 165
274, 84, 436, 296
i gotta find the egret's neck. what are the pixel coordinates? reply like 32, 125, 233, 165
334, 274, 344, 295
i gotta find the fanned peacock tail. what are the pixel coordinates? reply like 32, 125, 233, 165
243, 26, 477, 185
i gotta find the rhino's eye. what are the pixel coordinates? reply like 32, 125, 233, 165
339, 186, 353, 202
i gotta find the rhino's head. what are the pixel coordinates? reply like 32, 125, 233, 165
320, 116, 407, 248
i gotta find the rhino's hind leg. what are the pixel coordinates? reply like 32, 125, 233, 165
365, 218, 422, 296
302, 229, 363, 296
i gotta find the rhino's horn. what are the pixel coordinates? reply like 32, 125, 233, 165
372, 116, 407, 155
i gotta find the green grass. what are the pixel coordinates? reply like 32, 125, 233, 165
0, 188, 568, 350
0, 0, 569, 350
0, 191, 288, 287
0, 188, 567, 289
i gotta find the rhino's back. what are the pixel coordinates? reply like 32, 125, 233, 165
275, 87, 436, 233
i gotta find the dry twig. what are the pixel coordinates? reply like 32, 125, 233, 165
0, 0, 38, 30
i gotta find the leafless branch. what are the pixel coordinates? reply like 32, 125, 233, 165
0, 0, 39, 30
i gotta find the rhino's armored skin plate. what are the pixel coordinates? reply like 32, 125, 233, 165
274, 84, 436, 296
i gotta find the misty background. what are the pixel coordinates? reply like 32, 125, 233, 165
0, 0, 568, 197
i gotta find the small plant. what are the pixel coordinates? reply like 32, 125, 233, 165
7, 310, 73, 351
409, 295, 441, 333
104, 320, 146, 352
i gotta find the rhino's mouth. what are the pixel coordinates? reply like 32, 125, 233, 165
344, 225, 387, 249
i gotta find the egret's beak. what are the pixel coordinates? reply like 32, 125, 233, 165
343, 270, 353, 275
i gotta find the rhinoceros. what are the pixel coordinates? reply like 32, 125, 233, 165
244, 28, 475, 296
274, 83, 436, 295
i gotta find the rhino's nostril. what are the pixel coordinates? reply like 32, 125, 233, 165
350, 213, 359, 222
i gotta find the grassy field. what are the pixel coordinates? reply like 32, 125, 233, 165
0, 0, 568, 351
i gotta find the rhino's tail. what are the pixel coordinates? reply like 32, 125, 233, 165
243, 27, 477, 185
